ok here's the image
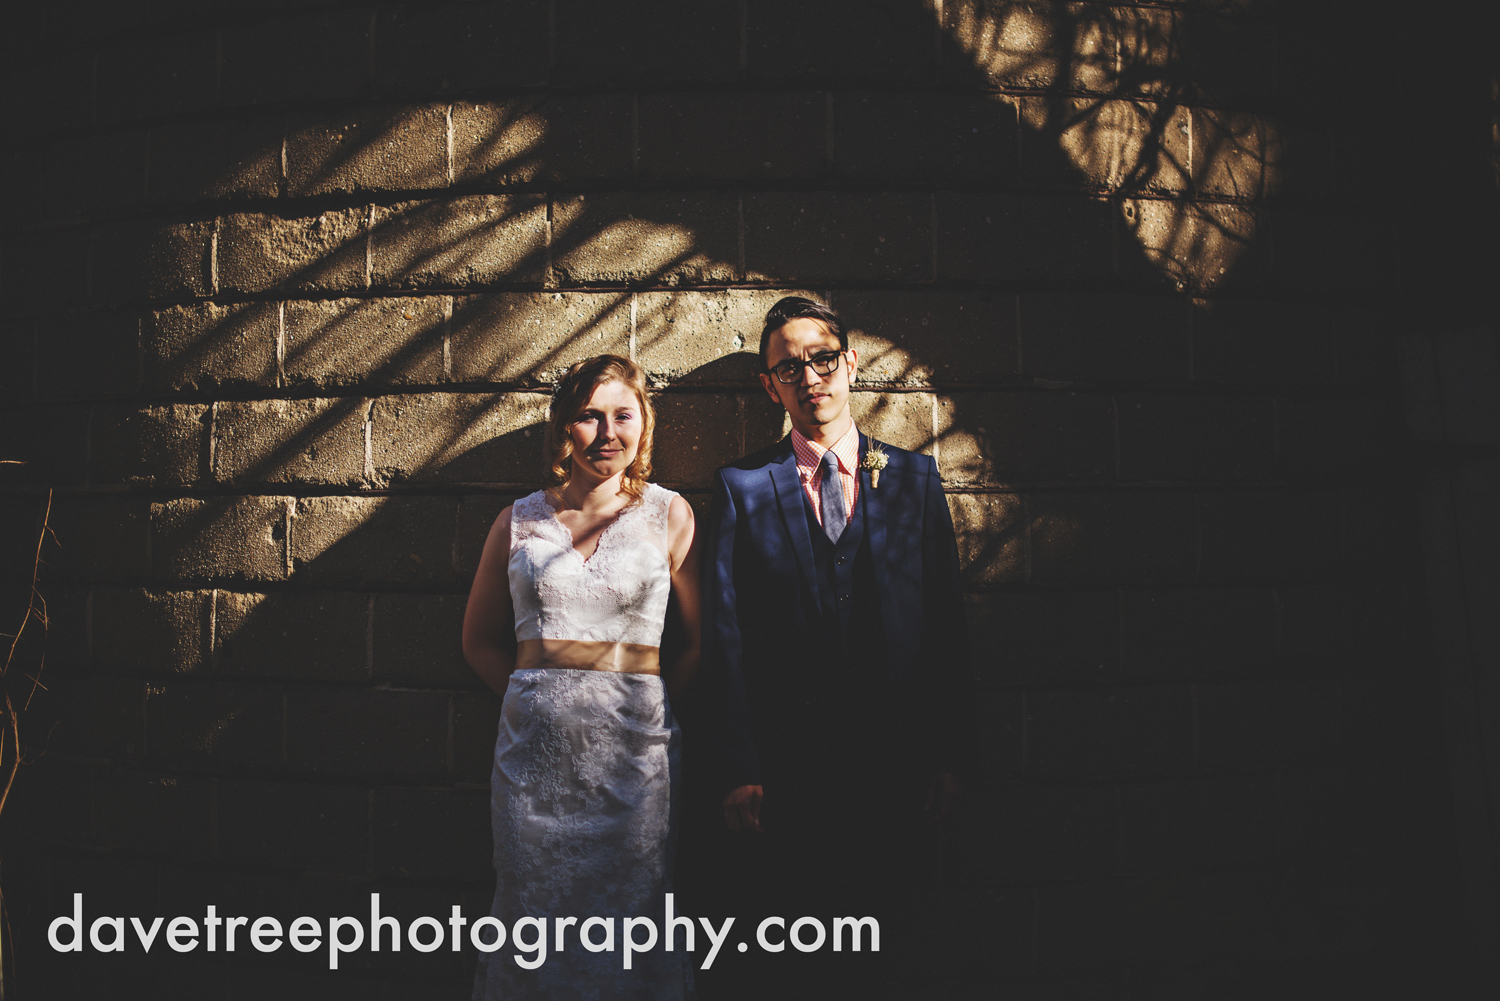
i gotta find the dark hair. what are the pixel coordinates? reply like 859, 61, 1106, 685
758, 296, 847, 368
544, 354, 655, 502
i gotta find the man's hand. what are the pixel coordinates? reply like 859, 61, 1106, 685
924, 772, 961, 823
723, 784, 764, 832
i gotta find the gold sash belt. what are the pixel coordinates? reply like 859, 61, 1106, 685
515, 639, 661, 675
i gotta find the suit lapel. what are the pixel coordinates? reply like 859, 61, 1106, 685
768, 443, 822, 607
859, 432, 892, 601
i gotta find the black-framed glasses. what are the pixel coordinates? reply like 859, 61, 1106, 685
767, 351, 843, 384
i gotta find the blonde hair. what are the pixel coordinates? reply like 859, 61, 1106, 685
544, 355, 655, 501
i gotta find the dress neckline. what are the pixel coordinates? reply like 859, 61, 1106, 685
542, 486, 647, 565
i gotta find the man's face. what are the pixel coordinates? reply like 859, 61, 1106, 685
759, 317, 858, 437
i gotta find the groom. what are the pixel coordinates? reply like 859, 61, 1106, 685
696, 296, 971, 991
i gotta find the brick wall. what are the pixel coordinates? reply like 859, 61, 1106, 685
0, 1, 1484, 996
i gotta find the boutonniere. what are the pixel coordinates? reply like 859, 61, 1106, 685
861, 442, 889, 488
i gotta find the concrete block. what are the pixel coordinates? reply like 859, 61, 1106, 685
96, 26, 218, 122
1019, 292, 1192, 383
1191, 108, 1284, 200
453, 690, 504, 783
1119, 773, 1280, 873
0, 404, 89, 488
1122, 198, 1265, 290
93, 769, 213, 858
1275, 396, 1396, 480
750, 0, 935, 83
220, 8, 370, 106
0, 320, 34, 400
1026, 685, 1195, 779
286, 104, 449, 197
143, 302, 279, 392
373, 593, 475, 689
9, 132, 147, 228
937, 192, 1113, 282
50, 495, 151, 581
1121, 588, 1276, 676
840, 289, 1019, 387
973, 688, 1026, 781
1198, 490, 1341, 582
372, 195, 548, 289
374, 1, 548, 93
834, 91, 1016, 183
42, 673, 146, 762
456, 494, 515, 580
1030, 491, 1197, 583
370, 392, 549, 486
37, 582, 90, 669
1181, 10, 1275, 103
35, 311, 141, 399
452, 95, 633, 185
849, 390, 934, 454
965, 589, 1118, 684
217, 209, 369, 295
148, 118, 284, 205
91, 219, 212, 303
1117, 393, 1276, 481
372, 787, 491, 882
744, 192, 932, 283
1033, 875, 1198, 973
217, 779, 371, 876
449, 292, 632, 385
0, 229, 88, 301
291, 495, 457, 586
147, 684, 286, 774
949, 492, 1025, 585
284, 296, 445, 389
552, 192, 739, 286
285, 688, 448, 779
1278, 585, 1407, 674
92, 587, 210, 674
937, 391, 1115, 484
970, 783, 1118, 882
1197, 680, 1335, 768
215, 589, 370, 682
90, 404, 208, 487
553, 0, 739, 84
635, 289, 800, 386
638, 92, 823, 181
1019, 97, 1190, 193
151, 495, 288, 583
652, 392, 742, 486
213, 398, 368, 487
1190, 297, 1340, 386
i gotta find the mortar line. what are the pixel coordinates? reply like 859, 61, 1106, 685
82, 406, 94, 488
446, 695, 456, 774
275, 301, 286, 389
84, 587, 94, 666
738, 0, 749, 73
1014, 293, 1023, 373
136, 318, 145, 393
631, 93, 640, 176
364, 204, 376, 289
736, 196, 746, 280
445, 104, 455, 187
214, 28, 224, 103
629, 293, 638, 360
930, 393, 940, 466
932, 0, 943, 66
366, 593, 376, 680
442, 296, 453, 380
208, 588, 218, 671
367, 10, 378, 83
544, 195, 554, 286
930, 193, 939, 282
1111, 395, 1121, 480
209, 218, 221, 296
824, 92, 835, 171
207, 400, 219, 480
452, 497, 463, 579
284, 497, 295, 577
279, 120, 289, 198
547, 0, 557, 73
363, 399, 376, 482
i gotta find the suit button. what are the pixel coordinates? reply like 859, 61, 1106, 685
839, 594, 849, 602
836, 556, 846, 565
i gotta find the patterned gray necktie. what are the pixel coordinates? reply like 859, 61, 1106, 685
819, 449, 847, 542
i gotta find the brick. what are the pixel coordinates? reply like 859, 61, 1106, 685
283, 296, 443, 389
965, 589, 1118, 684
452, 95, 633, 186
0, 229, 88, 301
374, 1, 548, 94
151, 495, 287, 583
42, 673, 146, 762
50, 495, 151, 581
286, 688, 448, 779
638, 92, 824, 182
96, 27, 218, 122
456, 494, 514, 580
1197, 680, 1335, 768
1180, 11, 1275, 103
372, 195, 548, 289
652, 392, 744, 486
91, 219, 213, 303
2, 46, 92, 137
92, 587, 210, 674
834, 91, 1016, 183
1339, 680, 1438, 766
5, 760, 94, 849
1030, 492, 1197, 583
373, 593, 475, 689
0, 320, 35, 400
553, 0, 739, 85
937, 192, 1112, 282
215, 590, 369, 681
1275, 396, 1396, 480
1117, 393, 1275, 481
1019, 293, 1191, 383
9, 132, 147, 228
449, 292, 633, 385
1034, 875, 1197, 974
848, 390, 934, 455
286, 104, 448, 197
372, 787, 491, 882
218, 209, 369, 295
453, 690, 504, 783
1281, 769, 1438, 870
37, 582, 90, 669
1118, 774, 1279, 871
1123, 198, 1265, 290
148, 118, 284, 204
750, 0, 936, 83
837, 289, 1016, 387
291, 495, 457, 586
371, 392, 549, 486
1019, 97, 1190, 193
142, 302, 279, 392
975, 688, 1025, 781
962, 784, 1118, 882
1027, 685, 1194, 778
220, 8, 370, 106
0, 405, 89, 488
635, 289, 794, 386
744, 192, 931, 283
93, 769, 213, 858
35, 311, 141, 399
552, 192, 739, 286
1191, 108, 1285, 200
743, 392, 791, 453
90, 404, 207, 487
217, 779, 370, 876
1190, 297, 1341, 386
1278, 585, 1406, 673
938, 391, 1114, 484
1121, 588, 1275, 676
949, 492, 1025, 585
155, 864, 296, 933
1198, 490, 1341, 582
213, 398, 368, 487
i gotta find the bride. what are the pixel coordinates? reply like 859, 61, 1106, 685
462, 355, 699, 999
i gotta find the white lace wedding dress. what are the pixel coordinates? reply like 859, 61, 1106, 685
472, 484, 690, 1000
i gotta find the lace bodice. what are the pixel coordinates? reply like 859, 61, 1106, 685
508, 484, 675, 647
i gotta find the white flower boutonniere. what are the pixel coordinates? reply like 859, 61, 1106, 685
861, 442, 889, 489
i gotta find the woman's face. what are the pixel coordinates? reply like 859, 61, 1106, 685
568, 379, 644, 482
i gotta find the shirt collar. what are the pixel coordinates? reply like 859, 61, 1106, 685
791, 423, 860, 475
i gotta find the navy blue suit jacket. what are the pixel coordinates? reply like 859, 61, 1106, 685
701, 432, 972, 793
